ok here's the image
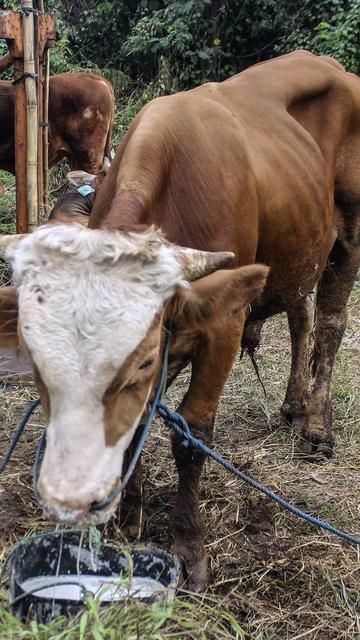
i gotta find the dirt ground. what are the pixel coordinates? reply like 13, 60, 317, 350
0, 280, 360, 638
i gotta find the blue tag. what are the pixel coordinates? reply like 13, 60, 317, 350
77, 184, 95, 197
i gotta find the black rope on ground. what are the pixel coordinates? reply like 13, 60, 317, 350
157, 400, 360, 547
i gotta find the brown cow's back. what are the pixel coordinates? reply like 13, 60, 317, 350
91, 51, 358, 316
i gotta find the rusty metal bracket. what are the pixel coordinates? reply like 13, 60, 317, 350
0, 10, 23, 59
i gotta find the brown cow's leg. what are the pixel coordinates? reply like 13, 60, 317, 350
300, 238, 360, 456
281, 295, 314, 427
171, 318, 243, 591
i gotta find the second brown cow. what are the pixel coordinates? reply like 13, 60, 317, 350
0, 72, 114, 175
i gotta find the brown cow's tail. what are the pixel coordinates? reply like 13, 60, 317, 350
104, 79, 115, 160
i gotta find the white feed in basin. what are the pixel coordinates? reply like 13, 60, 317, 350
21, 574, 167, 602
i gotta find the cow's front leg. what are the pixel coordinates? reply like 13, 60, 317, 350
171, 321, 243, 590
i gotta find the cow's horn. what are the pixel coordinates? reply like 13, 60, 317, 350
0, 234, 27, 258
102, 156, 111, 171
177, 247, 235, 281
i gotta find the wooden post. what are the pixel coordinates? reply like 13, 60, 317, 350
0, 10, 28, 233
35, 5, 43, 220
43, 48, 50, 212
22, 0, 38, 232
0, 7, 55, 232
37, 8, 55, 218
13, 55, 28, 234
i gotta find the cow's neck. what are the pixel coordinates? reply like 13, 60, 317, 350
89, 123, 167, 232
99, 187, 149, 230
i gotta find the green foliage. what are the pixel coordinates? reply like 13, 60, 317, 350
0, 594, 245, 639
2, 0, 360, 85
277, 0, 360, 73
48, 0, 360, 91
122, 0, 227, 86
42, 1, 271, 88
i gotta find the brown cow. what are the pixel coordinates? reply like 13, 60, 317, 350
1, 51, 359, 590
0, 72, 114, 174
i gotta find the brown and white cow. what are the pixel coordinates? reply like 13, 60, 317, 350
1, 50, 360, 589
0, 72, 114, 175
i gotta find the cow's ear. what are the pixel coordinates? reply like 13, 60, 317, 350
169, 265, 269, 330
67, 170, 97, 187
0, 285, 19, 347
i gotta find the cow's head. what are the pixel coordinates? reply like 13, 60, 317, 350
0, 225, 268, 525
48, 103, 111, 173
67, 157, 111, 191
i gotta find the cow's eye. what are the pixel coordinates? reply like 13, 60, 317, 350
139, 357, 155, 370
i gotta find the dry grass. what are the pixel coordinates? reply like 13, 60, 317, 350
0, 279, 360, 638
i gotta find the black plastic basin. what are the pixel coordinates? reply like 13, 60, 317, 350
9, 532, 181, 623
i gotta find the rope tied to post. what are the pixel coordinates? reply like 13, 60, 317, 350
12, 72, 39, 85
19, 6, 37, 15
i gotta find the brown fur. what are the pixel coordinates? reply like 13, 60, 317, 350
0, 73, 114, 174
0, 285, 18, 347
103, 316, 163, 446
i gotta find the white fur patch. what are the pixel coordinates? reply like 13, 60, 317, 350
9, 224, 184, 518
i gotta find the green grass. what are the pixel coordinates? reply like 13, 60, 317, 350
0, 593, 244, 640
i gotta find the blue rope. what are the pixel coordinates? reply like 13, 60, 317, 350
157, 400, 360, 546
0, 399, 40, 474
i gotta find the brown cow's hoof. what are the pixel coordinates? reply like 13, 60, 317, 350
172, 540, 210, 592
298, 433, 334, 460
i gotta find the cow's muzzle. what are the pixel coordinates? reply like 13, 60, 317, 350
41, 501, 116, 526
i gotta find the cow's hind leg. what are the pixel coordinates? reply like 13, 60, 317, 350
281, 295, 314, 428
171, 319, 243, 591
300, 237, 360, 456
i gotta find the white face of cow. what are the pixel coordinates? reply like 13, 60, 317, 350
9, 224, 186, 525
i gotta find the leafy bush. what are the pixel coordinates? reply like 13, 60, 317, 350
277, 0, 360, 72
